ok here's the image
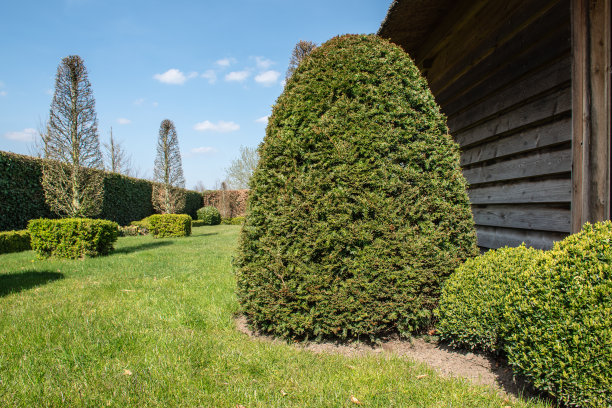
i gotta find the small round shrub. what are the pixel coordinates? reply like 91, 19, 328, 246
197, 206, 221, 225
235, 34, 477, 340
435, 245, 544, 352
501, 222, 612, 408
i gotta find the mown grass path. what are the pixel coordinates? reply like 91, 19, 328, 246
0, 226, 550, 407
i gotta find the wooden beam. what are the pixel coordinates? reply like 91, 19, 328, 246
571, 0, 612, 232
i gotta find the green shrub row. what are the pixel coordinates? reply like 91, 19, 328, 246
149, 214, 192, 238
0, 230, 31, 255
197, 206, 221, 225
28, 218, 118, 259
436, 222, 612, 408
221, 216, 245, 225
0, 151, 203, 230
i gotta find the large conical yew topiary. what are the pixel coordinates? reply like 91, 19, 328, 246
235, 34, 477, 340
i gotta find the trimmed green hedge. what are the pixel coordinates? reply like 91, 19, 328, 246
435, 245, 544, 352
0, 152, 55, 231
221, 216, 245, 225
437, 221, 612, 407
235, 34, 477, 340
149, 214, 192, 238
0, 230, 31, 255
197, 206, 221, 225
28, 218, 118, 259
0, 151, 203, 230
502, 222, 612, 408
102, 174, 154, 226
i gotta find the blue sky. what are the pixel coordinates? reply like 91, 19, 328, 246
0, 0, 390, 189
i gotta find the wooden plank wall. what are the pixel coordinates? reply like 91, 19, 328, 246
412, 0, 572, 249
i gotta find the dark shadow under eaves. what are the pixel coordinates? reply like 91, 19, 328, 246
0, 270, 64, 297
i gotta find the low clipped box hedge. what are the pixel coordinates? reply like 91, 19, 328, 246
435, 245, 544, 352
235, 34, 477, 340
0, 230, 31, 255
148, 214, 192, 238
28, 218, 118, 259
502, 222, 612, 408
221, 216, 245, 225
197, 206, 221, 225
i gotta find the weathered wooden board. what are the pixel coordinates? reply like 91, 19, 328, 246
476, 225, 567, 250
472, 205, 571, 233
463, 148, 572, 185
428, 0, 569, 99
460, 116, 571, 166
571, 0, 611, 232
468, 179, 571, 205
454, 86, 571, 148
447, 57, 571, 133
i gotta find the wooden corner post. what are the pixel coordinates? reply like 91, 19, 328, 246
572, 0, 612, 232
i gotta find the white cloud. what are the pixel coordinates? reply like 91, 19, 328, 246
225, 70, 250, 82
152, 101, 159, 107
117, 118, 131, 125
194, 120, 240, 133
45, 89, 53, 95
254, 56, 274, 70
201, 69, 217, 84
255, 70, 281, 86
191, 146, 217, 154
133, 98, 145, 106
4, 128, 37, 142
0, 91, 6, 97
255, 115, 269, 124
280, 79, 287, 87
153, 68, 197, 85
216, 58, 235, 67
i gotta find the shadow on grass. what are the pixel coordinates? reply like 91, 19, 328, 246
192, 232, 218, 237
0, 271, 64, 297
114, 240, 174, 255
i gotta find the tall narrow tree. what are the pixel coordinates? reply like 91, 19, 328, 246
103, 127, 133, 176
42, 55, 104, 218
152, 119, 185, 214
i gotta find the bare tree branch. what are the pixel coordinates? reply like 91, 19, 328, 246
42, 55, 103, 218
152, 119, 185, 214
103, 127, 134, 176
224, 145, 259, 190
286, 40, 317, 80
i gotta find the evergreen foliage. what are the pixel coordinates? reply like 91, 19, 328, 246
197, 206, 221, 225
435, 245, 544, 352
0, 230, 31, 255
148, 214, 192, 238
235, 34, 477, 340
502, 222, 612, 408
28, 218, 118, 259
0, 151, 201, 230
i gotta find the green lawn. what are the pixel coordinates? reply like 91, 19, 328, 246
0, 225, 550, 407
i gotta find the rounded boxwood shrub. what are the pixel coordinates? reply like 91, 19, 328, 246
28, 218, 118, 259
148, 214, 192, 238
501, 222, 612, 408
435, 245, 544, 352
196, 206, 221, 225
235, 34, 478, 340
